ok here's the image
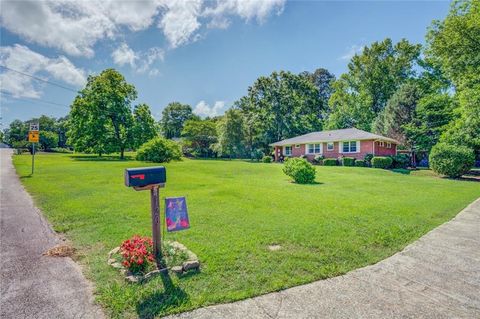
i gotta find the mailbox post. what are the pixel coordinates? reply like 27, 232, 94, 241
125, 167, 166, 262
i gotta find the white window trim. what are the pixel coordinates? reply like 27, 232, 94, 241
305, 143, 323, 155
327, 142, 334, 151
379, 141, 385, 147
340, 141, 360, 154
387, 142, 391, 148
284, 145, 292, 156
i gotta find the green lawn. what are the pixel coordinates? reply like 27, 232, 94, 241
13, 153, 480, 318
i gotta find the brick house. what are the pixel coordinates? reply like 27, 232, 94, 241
270, 128, 399, 162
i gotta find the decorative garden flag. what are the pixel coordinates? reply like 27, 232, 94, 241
165, 197, 190, 232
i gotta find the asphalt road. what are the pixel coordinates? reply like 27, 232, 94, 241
0, 149, 104, 319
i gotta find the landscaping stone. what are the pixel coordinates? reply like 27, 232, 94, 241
111, 262, 123, 269
107, 258, 116, 265
183, 260, 200, 271
108, 247, 120, 257
171, 266, 183, 274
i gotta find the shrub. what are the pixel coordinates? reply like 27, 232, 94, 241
364, 153, 374, 165
342, 157, 355, 166
355, 160, 366, 167
262, 155, 272, 163
323, 158, 338, 166
120, 235, 155, 274
282, 158, 316, 184
313, 155, 324, 165
372, 156, 393, 169
51, 147, 73, 153
429, 143, 475, 178
136, 137, 182, 163
390, 154, 410, 168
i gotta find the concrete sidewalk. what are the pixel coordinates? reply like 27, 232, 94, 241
0, 149, 104, 319
168, 198, 480, 319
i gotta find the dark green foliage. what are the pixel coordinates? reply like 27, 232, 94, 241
181, 119, 217, 158
300, 68, 335, 120
213, 109, 246, 158
262, 155, 272, 163
355, 160, 367, 167
342, 157, 356, 166
390, 154, 410, 169
132, 104, 158, 149
429, 143, 475, 178
160, 102, 199, 139
364, 153, 374, 165
372, 157, 394, 169
313, 155, 324, 164
282, 158, 316, 184
39, 130, 59, 151
136, 137, 182, 163
323, 158, 338, 166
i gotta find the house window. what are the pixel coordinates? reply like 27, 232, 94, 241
307, 143, 321, 154
327, 142, 334, 151
284, 146, 292, 156
387, 142, 391, 148
295, 144, 300, 148
342, 141, 358, 153
379, 141, 385, 147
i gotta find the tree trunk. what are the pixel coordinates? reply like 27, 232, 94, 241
120, 148, 125, 159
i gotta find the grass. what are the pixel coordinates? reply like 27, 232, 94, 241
13, 153, 480, 318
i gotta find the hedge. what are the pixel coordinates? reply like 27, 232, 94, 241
429, 143, 475, 178
342, 157, 355, 166
323, 158, 338, 166
355, 160, 367, 167
371, 156, 393, 169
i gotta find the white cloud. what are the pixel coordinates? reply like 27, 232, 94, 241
0, 0, 286, 57
111, 43, 164, 75
340, 44, 364, 61
111, 43, 138, 67
193, 100, 225, 118
0, 44, 86, 98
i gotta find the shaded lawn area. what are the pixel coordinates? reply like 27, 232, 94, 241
13, 153, 480, 318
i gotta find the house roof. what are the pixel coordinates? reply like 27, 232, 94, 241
270, 128, 400, 146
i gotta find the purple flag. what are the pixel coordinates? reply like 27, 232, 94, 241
165, 197, 190, 232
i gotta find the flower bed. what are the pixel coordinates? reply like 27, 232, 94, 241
107, 236, 199, 283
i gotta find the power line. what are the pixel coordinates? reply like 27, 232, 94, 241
0, 91, 70, 109
0, 65, 79, 93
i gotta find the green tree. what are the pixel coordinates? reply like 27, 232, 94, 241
4, 119, 28, 145
300, 68, 335, 120
403, 93, 455, 153
39, 130, 59, 151
374, 82, 422, 147
67, 69, 137, 158
213, 108, 245, 158
238, 71, 322, 152
132, 103, 158, 149
56, 116, 69, 148
426, 0, 480, 154
326, 38, 422, 131
160, 102, 199, 139
181, 119, 217, 157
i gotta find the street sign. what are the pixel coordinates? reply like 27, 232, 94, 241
29, 123, 39, 131
28, 131, 39, 143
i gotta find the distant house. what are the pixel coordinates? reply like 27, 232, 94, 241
270, 128, 399, 162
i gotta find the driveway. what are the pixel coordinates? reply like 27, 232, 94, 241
168, 198, 480, 318
0, 149, 104, 319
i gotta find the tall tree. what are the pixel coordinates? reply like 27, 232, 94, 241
132, 103, 158, 149
181, 119, 218, 158
237, 71, 322, 152
373, 82, 422, 147
426, 0, 480, 154
213, 108, 245, 158
67, 69, 137, 158
160, 102, 199, 139
326, 38, 422, 131
300, 68, 335, 120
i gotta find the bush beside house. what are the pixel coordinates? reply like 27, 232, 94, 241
372, 156, 393, 169
355, 160, 367, 167
262, 155, 272, 163
429, 143, 474, 178
323, 158, 338, 166
342, 157, 355, 166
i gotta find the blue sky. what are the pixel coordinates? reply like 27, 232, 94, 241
0, 0, 450, 128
